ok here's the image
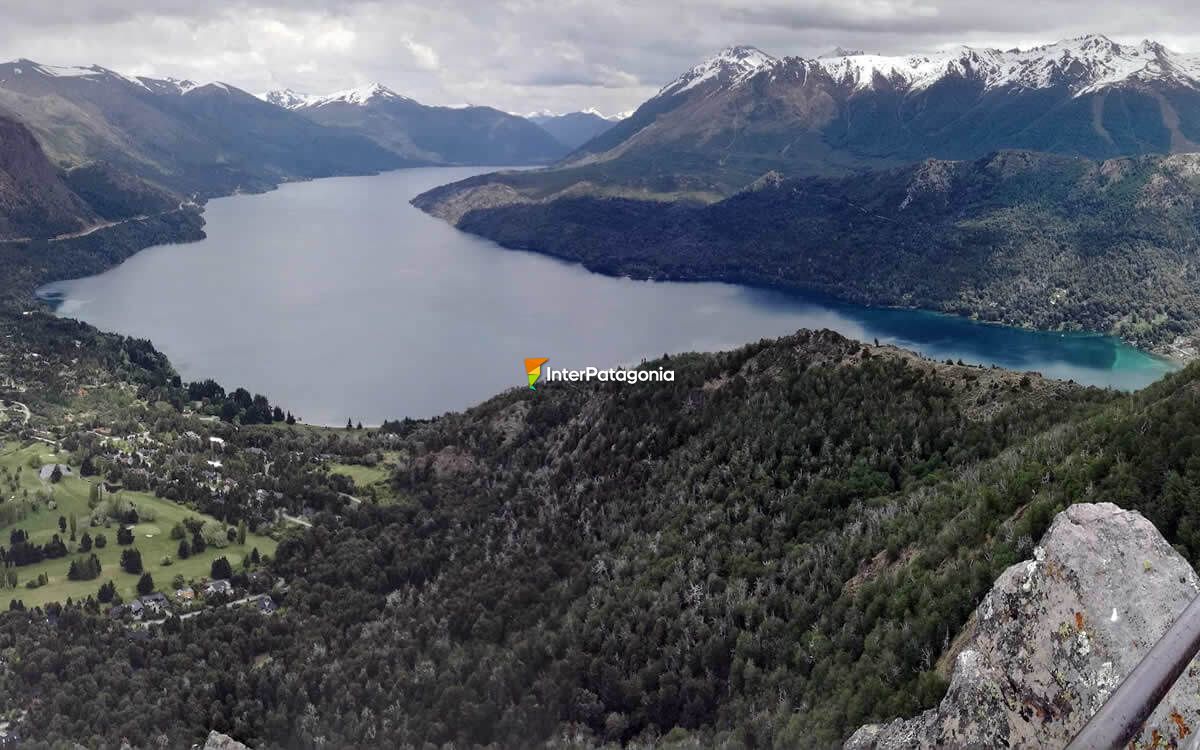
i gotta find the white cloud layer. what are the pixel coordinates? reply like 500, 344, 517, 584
1, 0, 1199, 115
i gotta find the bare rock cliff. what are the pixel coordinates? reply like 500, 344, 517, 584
846, 502, 1200, 749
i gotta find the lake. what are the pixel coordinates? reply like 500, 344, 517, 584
39, 166, 1176, 424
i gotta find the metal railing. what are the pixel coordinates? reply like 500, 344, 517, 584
1067, 594, 1200, 750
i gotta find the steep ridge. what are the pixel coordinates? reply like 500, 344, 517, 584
0, 113, 96, 240
847, 503, 1200, 749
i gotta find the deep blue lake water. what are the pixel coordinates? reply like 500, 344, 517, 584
39, 167, 1176, 424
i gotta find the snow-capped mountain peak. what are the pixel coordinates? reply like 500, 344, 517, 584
311, 83, 411, 107
806, 35, 1200, 96
261, 83, 413, 110
262, 88, 316, 109
656, 36, 1200, 103
522, 107, 629, 122
658, 45, 778, 97
1, 59, 154, 90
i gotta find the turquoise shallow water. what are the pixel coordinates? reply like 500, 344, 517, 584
38, 167, 1177, 424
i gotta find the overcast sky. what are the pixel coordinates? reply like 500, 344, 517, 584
3, 0, 1200, 116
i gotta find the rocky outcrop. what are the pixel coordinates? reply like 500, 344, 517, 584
846, 503, 1200, 749
202, 731, 251, 750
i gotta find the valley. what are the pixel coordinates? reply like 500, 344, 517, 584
3, 24, 1200, 750
38, 167, 1172, 427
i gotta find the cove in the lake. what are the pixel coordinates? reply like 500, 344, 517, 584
39, 166, 1176, 424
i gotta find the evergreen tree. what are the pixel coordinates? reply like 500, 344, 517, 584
136, 572, 154, 596
120, 548, 143, 575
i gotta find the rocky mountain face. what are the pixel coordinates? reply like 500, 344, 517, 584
0, 113, 96, 240
267, 83, 568, 165
527, 110, 617, 149
0, 60, 404, 197
414, 149, 1200, 356
847, 503, 1200, 749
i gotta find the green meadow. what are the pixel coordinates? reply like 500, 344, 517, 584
328, 451, 401, 503
0, 441, 277, 609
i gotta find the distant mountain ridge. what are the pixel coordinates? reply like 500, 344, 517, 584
526, 110, 619, 149
0, 58, 406, 197
262, 83, 567, 165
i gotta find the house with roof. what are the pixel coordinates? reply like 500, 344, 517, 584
38, 463, 71, 481
175, 586, 195, 602
139, 592, 169, 615
205, 579, 233, 596
127, 600, 145, 619
256, 595, 277, 614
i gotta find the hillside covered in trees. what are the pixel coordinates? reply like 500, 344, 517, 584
415, 150, 1200, 357
12, 328, 1200, 747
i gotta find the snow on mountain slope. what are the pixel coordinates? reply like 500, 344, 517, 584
769, 35, 1200, 97
0, 60, 214, 96
0, 59, 153, 90
261, 88, 317, 109
649, 35, 1200, 104
657, 45, 778, 97
262, 83, 414, 110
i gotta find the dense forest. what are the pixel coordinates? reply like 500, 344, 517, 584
17, 329, 1200, 747
415, 149, 1200, 355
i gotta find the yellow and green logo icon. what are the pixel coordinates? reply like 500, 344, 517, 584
524, 357, 549, 390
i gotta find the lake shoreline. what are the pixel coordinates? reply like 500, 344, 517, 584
37, 167, 1179, 426
439, 220, 1187, 370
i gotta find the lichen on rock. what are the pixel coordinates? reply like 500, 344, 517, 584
846, 503, 1200, 749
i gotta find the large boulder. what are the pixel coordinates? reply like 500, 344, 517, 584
846, 503, 1200, 749
202, 731, 250, 750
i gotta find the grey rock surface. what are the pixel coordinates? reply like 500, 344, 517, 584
202, 731, 251, 750
846, 502, 1200, 749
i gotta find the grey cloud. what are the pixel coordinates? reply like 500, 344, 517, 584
1, 0, 1199, 115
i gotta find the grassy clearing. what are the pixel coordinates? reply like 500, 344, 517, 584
0, 441, 276, 609
328, 461, 390, 487
328, 451, 400, 503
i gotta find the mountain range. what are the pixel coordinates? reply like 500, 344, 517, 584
0, 60, 405, 199
413, 34, 1200, 355
263, 83, 568, 165
0, 59, 594, 245
425, 35, 1200, 200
